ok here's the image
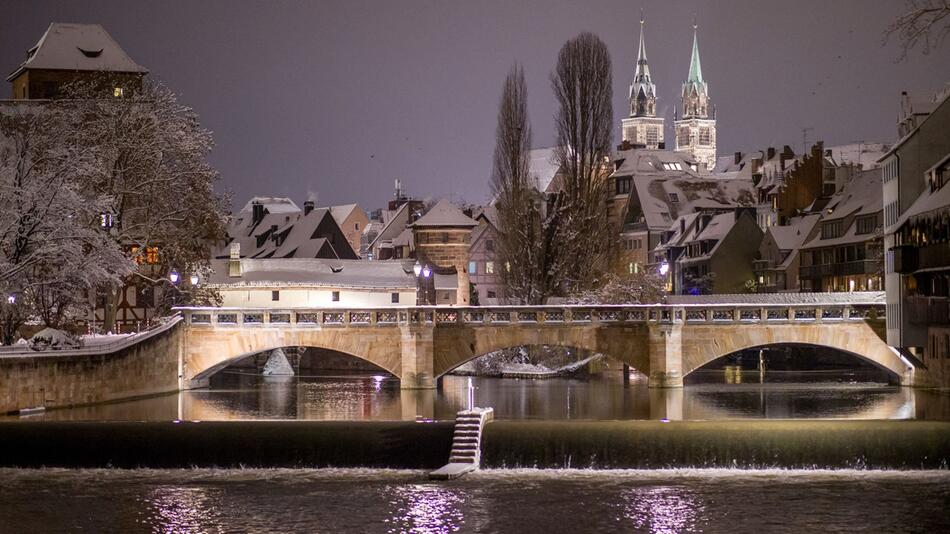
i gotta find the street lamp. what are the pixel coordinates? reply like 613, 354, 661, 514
413, 260, 422, 277
659, 261, 670, 276
6, 295, 14, 305
169, 270, 180, 284
422, 265, 431, 278
190, 273, 200, 286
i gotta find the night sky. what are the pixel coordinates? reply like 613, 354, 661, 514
2, 1, 947, 212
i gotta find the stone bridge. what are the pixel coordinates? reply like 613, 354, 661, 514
177, 302, 915, 389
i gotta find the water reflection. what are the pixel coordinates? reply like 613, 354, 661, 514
385, 484, 465, 533
144, 486, 223, 532
8, 370, 949, 422
620, 487, 703, 533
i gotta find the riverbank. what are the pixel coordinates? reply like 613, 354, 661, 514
1, 420, 947, 469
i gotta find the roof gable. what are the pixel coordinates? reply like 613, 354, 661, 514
8, 23, 148, 81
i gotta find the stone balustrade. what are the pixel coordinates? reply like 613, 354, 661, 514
177, 303, 886, 329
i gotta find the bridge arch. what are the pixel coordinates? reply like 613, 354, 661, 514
182, 326, 405, 385
679, 322, 910, 384
432, 324, 650, 378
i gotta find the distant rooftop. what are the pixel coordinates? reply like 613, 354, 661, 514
7, 23, 148, 81
409, 199, 477, 228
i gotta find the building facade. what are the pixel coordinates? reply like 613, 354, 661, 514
881, 83, 950, 379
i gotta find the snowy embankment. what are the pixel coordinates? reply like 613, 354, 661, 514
453, 353, 604, 379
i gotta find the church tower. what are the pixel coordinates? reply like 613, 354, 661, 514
674, 24, 717, 170
621, 17, 665, 149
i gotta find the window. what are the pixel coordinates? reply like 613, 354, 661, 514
699, 127, 711, 146
486, 290, 496, 299
113, 87, 124, 98
646, 127, 658, 147
677, 127, 690, 147
272, 290, 280, 301
821, 221, 843, 239
485, 261, 495, 274
662, 162, 683, 171
100, 213, 114, 228
331, 291, 340, 302
145, 247, 159, 264
441, 232, 449, 243
856, 215, 878, 235
616, 176, 631, 195
391, 292, 399, 303
468, 261, 477, 274
669, 193, 679, 203
355, 222, 360, 230
486, 239, 494, 252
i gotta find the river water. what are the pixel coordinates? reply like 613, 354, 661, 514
10, 370, 949, 422
0, 468, 947, 533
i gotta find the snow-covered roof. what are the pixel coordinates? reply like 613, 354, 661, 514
329, 203, 361, 224
239, 197, 301, 215
409, 199, 477, 228
825, 142, 889, 170
768, 214, 820, 251
628, 170, 755, 230
369, 202, 414, 250
528, 147, 561, 193
667, 291, 885, 305
7, 23, 148, 81
801, 169, 883, 250
208, 258, 419, 289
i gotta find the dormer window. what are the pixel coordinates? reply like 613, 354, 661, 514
78, 47, 103, 58
669, 193, 679, 203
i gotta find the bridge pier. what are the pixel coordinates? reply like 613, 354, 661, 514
400, 324, 436, 389
647, 323, 684, 388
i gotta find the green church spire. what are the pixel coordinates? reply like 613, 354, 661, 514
687, 22, 703, 85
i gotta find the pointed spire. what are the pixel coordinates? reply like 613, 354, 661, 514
687, 22, 703, 85
635, 13, 651, 83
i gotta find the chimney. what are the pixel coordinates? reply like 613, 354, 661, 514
734, 152, 742, 165
251, 201, 264, 225
767, 147, 776, 160
680, 218, 686, 234
229, 242, 242, 277
304, 200, 314, 215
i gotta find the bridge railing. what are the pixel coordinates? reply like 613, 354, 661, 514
176, 303, 884, 328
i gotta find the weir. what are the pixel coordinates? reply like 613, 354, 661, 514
0, 420, 947, 470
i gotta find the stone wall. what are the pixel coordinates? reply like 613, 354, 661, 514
0, 318, 183, 413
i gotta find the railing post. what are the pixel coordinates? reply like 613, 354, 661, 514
843, 305, 851, 320
787, 307, 795, 322
815, 307, 823, 323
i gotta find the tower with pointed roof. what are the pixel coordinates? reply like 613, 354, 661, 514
674, 24, 717, 171
621, 17, 665, 149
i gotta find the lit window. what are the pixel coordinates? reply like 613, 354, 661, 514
485, 261, 495, 274
505, 261, 511, 272
100, 213, 114, 228
468, 261, 477, 274
332, 291, 340, 302
113, 87, 124, 98
145, 247, 159, 264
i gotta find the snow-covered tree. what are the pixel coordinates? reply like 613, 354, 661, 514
568, 271, 666, 305
60, 77, 228, 325
0, 103, 133, 331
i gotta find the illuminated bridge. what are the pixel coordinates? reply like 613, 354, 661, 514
176, 300, 914, 389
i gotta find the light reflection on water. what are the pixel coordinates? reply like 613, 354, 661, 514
384, 484, 465, 534
11, 370, 948, 422
620, 486, 702, 534
0, 468, 947, 533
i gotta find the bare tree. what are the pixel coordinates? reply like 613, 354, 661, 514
551, 32, 616, 295
491, 64, 557, 304
886, 0, 950, 58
